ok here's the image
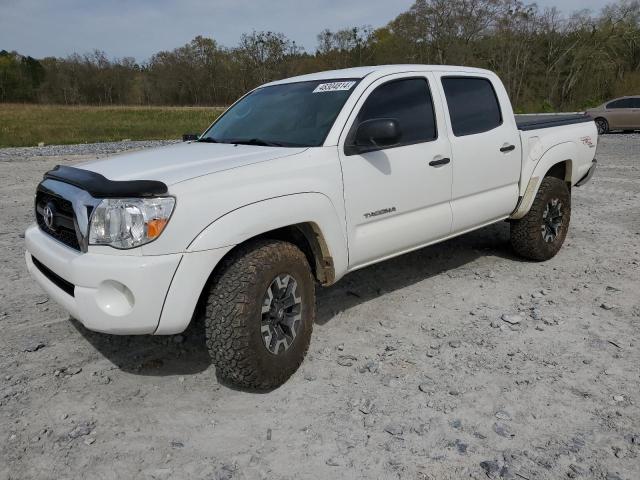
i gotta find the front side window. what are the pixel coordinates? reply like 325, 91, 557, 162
442, 77, 502, 136
353, 78, 437, 146
201, 79, 359, 147
607, 98, 634, 109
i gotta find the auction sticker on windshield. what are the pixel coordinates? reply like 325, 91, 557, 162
313, 81, 356, 93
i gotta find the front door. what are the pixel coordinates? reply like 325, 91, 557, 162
339, 73, 453, 269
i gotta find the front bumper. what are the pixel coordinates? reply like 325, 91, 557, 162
575, 159, 597, 187
25, 224, 181, 334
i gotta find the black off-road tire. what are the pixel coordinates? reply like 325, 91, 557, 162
204, 239, 315, 390
510, 176, 571, 261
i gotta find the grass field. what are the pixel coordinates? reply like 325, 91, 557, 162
0, 104, 225, 148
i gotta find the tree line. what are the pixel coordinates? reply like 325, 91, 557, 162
1, 0, 639, 112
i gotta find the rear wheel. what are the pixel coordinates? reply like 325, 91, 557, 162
204, 239, 315, 390
510, 177, 571, 261
595, 118, 609, 135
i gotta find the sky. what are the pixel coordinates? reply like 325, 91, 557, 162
0, 0, 611, 61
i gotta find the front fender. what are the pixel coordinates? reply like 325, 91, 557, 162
187, 192, 349, 278
155, 192, 348, 335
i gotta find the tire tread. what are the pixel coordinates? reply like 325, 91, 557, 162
204, 239, 314, 390
510, 176, 571, 261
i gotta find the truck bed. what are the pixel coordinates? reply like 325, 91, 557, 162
515, 114, 593, 131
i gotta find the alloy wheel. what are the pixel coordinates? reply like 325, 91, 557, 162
541, 198, 563, 243
260, 274, 302, 354
595, 119, 607, 135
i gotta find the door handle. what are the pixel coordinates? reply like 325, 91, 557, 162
500, 145, 516, 153
429, 158, 450, 167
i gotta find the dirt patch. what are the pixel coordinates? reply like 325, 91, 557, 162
1, 136, 639, 479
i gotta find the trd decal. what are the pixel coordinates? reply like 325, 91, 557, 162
580, 136, 595, 148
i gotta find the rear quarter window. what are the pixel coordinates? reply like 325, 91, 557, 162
442, 77, 502, 137
607, 98, 634, 109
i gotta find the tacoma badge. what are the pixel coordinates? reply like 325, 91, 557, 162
364, 207, 397, 219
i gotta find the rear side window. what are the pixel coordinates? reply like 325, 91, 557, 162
607, 98, 634, 109
356, 78, 437, 145
442, 77, 502, 136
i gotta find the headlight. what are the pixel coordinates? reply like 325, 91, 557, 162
89, 197, 175, 249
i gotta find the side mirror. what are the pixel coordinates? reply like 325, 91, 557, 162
182, 133, 199, 142
346, 118, 401, 155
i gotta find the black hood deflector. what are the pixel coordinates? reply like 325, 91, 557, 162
43, 165, 168, 198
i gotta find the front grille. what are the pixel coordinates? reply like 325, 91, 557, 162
35, 191, 81, 251
31, 256, 75, 297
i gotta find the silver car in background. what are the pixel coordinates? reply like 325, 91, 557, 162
587, 96, 640, 134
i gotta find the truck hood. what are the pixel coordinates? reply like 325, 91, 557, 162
76, 142, 308, 186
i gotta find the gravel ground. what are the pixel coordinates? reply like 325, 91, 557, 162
1, 135, 639, 480
0, 139, 180, 161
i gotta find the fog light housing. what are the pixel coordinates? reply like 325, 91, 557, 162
95, 280, 134, 316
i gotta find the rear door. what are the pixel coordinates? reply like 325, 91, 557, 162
437, 73, 521, 232
338, 73, 453, 268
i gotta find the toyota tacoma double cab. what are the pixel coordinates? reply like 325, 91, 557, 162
25, 65, 598, 389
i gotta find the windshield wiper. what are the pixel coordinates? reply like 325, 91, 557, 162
197, 137, 220, 143
227, 138, 285, 147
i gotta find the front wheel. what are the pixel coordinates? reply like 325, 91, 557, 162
204, 239, 316, 390
510, 177, 571, 261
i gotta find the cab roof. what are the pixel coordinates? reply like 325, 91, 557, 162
263, 64, 494, 87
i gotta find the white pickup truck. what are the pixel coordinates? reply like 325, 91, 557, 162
25, 65, 597, 389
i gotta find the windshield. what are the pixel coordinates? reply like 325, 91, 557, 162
200, 79, 359, 147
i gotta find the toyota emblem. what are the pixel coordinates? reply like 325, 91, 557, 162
43, 203, 55, 231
